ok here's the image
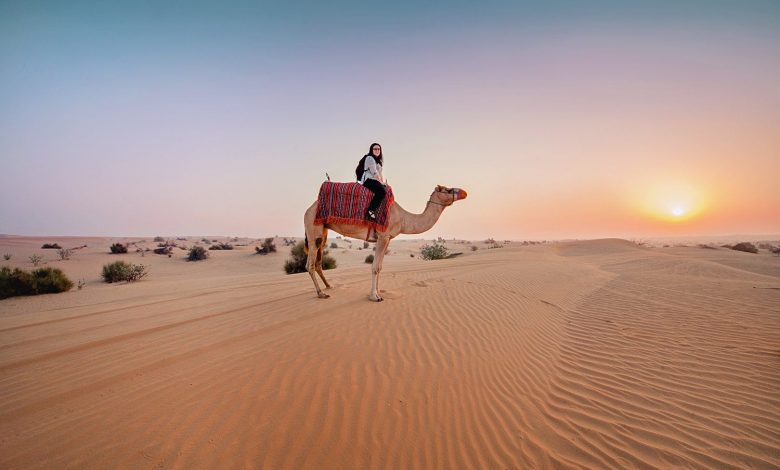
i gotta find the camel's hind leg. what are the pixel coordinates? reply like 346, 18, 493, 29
304, 214, 330, 299
306, 234, 329, 299
315, 229, 332, 289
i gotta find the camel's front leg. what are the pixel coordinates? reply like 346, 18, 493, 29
369, 236, 390, 302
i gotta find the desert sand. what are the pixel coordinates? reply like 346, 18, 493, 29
0, 236, 778, 468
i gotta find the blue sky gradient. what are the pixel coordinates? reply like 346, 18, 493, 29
2, 1, 779, 238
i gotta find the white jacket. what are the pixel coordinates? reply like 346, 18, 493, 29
361, 156, 384, 184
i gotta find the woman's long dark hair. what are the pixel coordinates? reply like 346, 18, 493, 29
366, 142, 383, 166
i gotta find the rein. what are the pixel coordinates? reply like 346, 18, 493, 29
426, 192, 456, 207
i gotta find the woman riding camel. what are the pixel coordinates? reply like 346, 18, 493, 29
359, 143, 386, 221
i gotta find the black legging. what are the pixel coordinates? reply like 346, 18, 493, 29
363, 178, 386, 212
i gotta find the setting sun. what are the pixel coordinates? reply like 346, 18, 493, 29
634, 182, 708, 224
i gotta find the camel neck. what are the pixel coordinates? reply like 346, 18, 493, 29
399, 200, 446, 235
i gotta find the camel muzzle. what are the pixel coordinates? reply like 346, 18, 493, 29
457, 189, 467, 200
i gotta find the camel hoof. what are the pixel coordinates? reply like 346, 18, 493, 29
318, 292, 330, 299
369, 296, 384, 302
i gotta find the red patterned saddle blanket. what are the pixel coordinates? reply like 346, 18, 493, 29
314, 182, 394, 231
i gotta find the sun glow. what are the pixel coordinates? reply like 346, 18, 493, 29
636, 182, 708, 223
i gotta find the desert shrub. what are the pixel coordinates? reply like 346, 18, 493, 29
365, 254, 374, 263
3, 254, 11, 260
153, 246, 172, 255
29, 254, 43, 266
102, 261, 148, 283
284, 241, 336, 274
484, 238, 496, 245
57, 248, 72, 260
177, 237, 187, 241
110, 243, 128, 254
154, 236, 165, 242
126, 265, 147, 281
322, 253, 336, 270
471, 245, 478, 251
420, 242, 450, 260
102, 261, 130, 282
732, 242, 758, 254
1, 266, 73, 299
256, 238, 277, 255
187, 246, 209, 261
33, 267, 75, 293
363, 241, 369, 249
772, 247, 780, 256
330, 242, 338, 249
41, 243, 61, 249
209, 242, 234, 251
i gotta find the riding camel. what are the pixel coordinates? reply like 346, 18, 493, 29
303, 185, 467, 301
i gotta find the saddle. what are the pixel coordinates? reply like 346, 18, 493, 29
313, 182, 394, 233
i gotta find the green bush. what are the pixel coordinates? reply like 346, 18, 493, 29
41, 243, 61, 249
102, 261, 148, 283
330, 242, 338, 249
209, 242, 234, 251
365, 254, 374, 263
284, 241, 336, 274
187, 246, 209, 261
1, 266, 74, 299
110, 243, 128, 254
420, 242, 450, 260
732, 242, 758, 254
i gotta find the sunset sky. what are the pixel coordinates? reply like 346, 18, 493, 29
1, 1, 778, 240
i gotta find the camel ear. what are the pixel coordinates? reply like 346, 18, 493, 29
435, 185, 443, 191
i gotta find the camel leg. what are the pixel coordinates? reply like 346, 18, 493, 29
369, 236, 390, 302
306, 231, 329, 299
315, 229, 332, 289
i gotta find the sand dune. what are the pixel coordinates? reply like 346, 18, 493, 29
1, 237, 778, 468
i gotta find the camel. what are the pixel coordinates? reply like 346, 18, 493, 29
303, 185, 467, 301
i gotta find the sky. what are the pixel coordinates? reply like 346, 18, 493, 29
1, 0, 779, 240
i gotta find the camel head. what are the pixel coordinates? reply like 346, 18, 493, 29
431, 185, 468, 206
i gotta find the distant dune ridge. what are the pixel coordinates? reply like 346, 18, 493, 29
0, 236, 778, 468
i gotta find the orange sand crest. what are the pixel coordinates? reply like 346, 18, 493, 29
0, 236, 779, 468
